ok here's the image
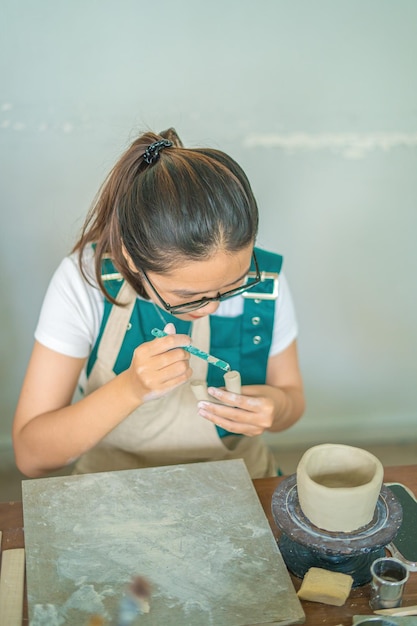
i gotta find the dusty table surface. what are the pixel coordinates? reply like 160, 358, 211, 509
1, 463, 416, 625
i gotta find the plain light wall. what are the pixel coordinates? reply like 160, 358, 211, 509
1, 0, 416, 454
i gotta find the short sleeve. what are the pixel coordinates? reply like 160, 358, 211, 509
269, 272, 298, 356
34, 249, 104, 358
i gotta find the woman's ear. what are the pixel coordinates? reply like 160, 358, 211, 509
121, 244, 139, 273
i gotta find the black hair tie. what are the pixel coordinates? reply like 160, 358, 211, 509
142, 140, 173, 165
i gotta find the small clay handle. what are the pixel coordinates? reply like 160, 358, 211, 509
191, 372, 242, 404
224, 370, 241, 394
190, 380, 210, 402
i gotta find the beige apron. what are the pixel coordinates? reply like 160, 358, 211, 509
73, 282, 277, 478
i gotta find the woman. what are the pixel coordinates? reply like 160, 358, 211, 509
13, 128, 305, 478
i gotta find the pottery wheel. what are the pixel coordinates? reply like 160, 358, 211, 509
271, 474, 402, 555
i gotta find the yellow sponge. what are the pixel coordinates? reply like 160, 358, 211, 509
297, 567, 353, 606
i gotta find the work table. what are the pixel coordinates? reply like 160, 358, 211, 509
0, 464, 416, 625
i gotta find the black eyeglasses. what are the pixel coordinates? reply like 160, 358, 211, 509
140, 252, 261, 314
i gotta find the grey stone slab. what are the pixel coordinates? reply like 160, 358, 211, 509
22, 459, 304, 625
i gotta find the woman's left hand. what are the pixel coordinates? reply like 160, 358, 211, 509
197, 385, 276, 436
197, 341, 305, 436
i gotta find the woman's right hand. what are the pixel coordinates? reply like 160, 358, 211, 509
12, 324, 191, 477
128, 323, 192, 403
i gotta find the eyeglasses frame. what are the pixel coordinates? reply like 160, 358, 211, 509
140, 251, 266, 314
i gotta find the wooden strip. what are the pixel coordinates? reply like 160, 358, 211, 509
0, 548, 25, 626
374, 604, 417, 616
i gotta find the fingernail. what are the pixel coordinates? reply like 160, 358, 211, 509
164, 322, 176, 335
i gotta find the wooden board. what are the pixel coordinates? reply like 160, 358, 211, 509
0, 547, 25, 626
22, 459, 305, 625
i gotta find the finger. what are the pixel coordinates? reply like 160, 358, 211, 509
137, 353, 191, 385
197, 403, 262, 435
159, 359, 192, 383
151, 332, 191, 355
197, 400, 251, 422
142, 368, 192, 401
207, 387, 266, 413
207, 386, 247, 409
158, 366, 193, 390
133, 344, 190, 378
139, 362, 192, 397
153, 348, 191, 372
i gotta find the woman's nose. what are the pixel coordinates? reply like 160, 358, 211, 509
195, 301, 220, 316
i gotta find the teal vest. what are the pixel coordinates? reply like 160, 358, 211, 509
87, 247, 283, 391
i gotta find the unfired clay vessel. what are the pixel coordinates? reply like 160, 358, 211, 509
296, 443, 384, 533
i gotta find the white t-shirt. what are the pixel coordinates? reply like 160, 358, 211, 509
35, 245, 298, 359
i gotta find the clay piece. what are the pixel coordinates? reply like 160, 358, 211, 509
297, 567, 353, 606
191, 371, 242, 403
296, 443, 384, 532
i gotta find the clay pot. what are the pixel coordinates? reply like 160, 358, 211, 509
296, 443, 384, 533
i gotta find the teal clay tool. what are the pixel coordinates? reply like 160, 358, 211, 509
151, 328, 231, 372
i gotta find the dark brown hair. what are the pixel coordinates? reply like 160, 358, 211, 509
73, 128, 259, 302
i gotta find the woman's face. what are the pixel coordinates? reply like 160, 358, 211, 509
141, 245, 254, 322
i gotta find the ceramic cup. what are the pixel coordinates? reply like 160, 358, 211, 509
369, 556, 409, 610
296, 443, 384, 532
